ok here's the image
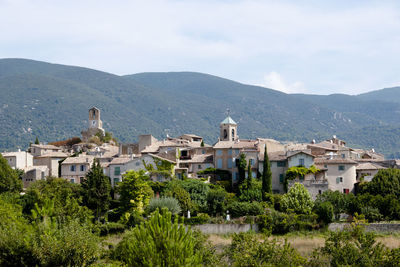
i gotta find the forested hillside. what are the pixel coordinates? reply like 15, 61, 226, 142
1, 58, 400, 158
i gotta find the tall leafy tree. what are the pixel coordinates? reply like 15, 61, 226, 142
281, 183, 314, 214
81, 160, 111, 220
117, 170, 153, 214
237, 153, 247, 186
262, 145, 272, 199
0, 154, 22, 193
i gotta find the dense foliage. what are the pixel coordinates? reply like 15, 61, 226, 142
0, 154, 22, 193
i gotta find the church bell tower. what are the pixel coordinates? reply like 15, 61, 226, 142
220, 114, 237, 141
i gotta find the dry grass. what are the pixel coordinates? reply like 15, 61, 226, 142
207, 233, 400, 256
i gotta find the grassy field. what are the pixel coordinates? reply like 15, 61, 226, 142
208, 231, 400, 256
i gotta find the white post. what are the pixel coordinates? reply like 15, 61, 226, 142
187, 210, 191, 218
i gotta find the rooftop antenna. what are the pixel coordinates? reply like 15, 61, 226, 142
164, 129, 170, 138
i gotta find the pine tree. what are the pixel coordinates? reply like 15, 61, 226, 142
81, 160, 111, 220
262, 145, 272, 199
200, 140, 204, 147
34, 136, 39, 144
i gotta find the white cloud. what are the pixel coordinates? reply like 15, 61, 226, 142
260, 71, 305, 94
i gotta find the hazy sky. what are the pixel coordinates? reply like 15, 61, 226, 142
1, 0, 400, 95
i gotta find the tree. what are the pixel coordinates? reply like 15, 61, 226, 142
179, 179, 210, 212
117, 170, 153, 215
281, 183, 314, 214
163, 180, 193, 214
115, 209, 204, 266
247, 159, 252, 189
0, 154, 22, 193
200, 140, 204, 147
237, 153, 247, 186
207, 187, 227, 216
360, 169, 400, 197
315, 190, 348, 220
81, 160, 111, 220
34, 136, 39, 144
262, 145, 272, 198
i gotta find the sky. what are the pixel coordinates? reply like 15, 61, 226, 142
1, 0, 400, 95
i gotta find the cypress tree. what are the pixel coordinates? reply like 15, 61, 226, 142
247, 159, 252, 189
237, 153, 247, 186
262, 145, 272, 199
34, 136, 39, 144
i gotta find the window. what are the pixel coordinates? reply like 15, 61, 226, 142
234, 172, 239, 181
324, 164, 327, 168
343, 188, 349, 194
223, 129, 228, 139
70, 165, 76, 172
318, 190, 322, 195
80, 165, 85, 172
299, 158, 305, 166
250, 159, 255, 166
232, 129, 235, 141
70, 178, 75, 183
336, 177, 343, 184
338, 165, 345, 171
135, 161, 140, 166
252, 172, 256, 178
198, 165, 202, 169
114, 178, 119, 185
279, 174, 284, 183
227, 159, 232, 168
79, 177, 84, 183
217, 158, 222, 168
114, 167, 120, 176
217, 150, 223, 156
202, 149, 205, 154
341, 154, 345, 158
235, 149, 240, 155
277, 161, 286, 167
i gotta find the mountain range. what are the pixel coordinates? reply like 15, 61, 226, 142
1, 58, 400, 158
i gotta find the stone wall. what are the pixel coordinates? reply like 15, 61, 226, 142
329, 223, 400, 233
191, 224, 259, 234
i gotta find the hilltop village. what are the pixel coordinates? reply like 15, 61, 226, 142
1, 107, 395, 198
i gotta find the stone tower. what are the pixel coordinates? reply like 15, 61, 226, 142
220, 116, 237, 141
81, 107, 105, 142
88, 107, 103, 129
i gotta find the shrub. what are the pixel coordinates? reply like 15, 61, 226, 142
146, 197, 181, 215
361, 206, 383, 222
226, 232, 307, 266
207, 187, 227, 216
281, 183, 314, 214
163, 181, 193, 213
238, 179, 263, 202
185, 213, 210, 225
226, 201, 264, 218
32, 220, 100, 267
314, 201, 334, 224
114, 209, 205, 266
98, 222, 126, 236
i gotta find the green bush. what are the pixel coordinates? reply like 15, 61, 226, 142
281, 183, 314, 214
185, 213, 210, 225
226, 201, 264, 218
114, 209, 205, 266
314, 201, 334, 224
207, 187, 227, 216
98, 222, 126, 236
361, 206, 383, 222
146, 197, 181, 215
32, 220, 100, 267
226, 232, 307, 266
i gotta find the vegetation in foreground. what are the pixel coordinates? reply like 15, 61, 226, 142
2, 153, 400, 266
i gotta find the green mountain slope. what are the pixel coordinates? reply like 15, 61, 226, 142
1, 58, 400, 158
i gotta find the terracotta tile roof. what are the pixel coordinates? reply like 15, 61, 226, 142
259, 151, 287, 161
179, 154, 213, 164
35, 152, 69, 158
213, 139, 258, 149
109, 157, 133, 165
31, 144, 61, 150
356, 162, 386, 170
62, 155, 95, 164
314, 157, 358, 165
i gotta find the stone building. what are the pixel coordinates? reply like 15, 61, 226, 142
81, 107, 105, 142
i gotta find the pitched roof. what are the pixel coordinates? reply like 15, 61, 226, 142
314, 157, 358, 165
356, 162, 386, 170
31, 144, 61, 150
213, 139, 258, 149
35, 152, 69, 158
62, 155, 95, 164
221, 116, 237, 125
109, 157, 133, 165
179, 154, 213, 164
287, 150, 315, 158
